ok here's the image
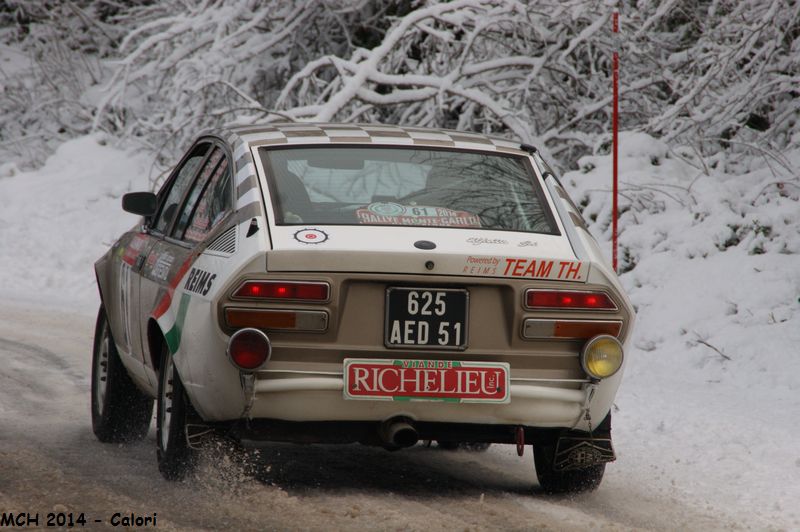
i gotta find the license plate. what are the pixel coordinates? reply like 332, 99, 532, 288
343, 359, 510, 403
385, 287, 468, 350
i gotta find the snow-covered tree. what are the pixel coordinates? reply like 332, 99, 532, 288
1, 0, 798, 174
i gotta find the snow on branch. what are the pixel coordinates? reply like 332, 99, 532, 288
2, 0, 797, 173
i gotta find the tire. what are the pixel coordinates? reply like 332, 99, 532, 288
533, 441, 605, 494
156, 344, 197, 480
91, 306, 153, 443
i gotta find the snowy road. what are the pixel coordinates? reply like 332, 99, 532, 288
0, 302, 748, 531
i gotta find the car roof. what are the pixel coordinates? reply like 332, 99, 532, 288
208, 123, 529, 156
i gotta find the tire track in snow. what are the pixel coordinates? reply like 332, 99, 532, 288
0, 337, 87, 419
0, 336, 84, 378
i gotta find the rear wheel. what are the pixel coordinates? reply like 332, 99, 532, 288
156, 345, 198, 480
533, 441, 605, 494
91, 307, 153, 443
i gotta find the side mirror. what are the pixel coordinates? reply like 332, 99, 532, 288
122, 192, 157, 217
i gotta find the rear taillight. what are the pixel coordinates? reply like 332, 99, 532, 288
525, 290, 617, 310
227, 328, 271, 371
234, 280, 329, 301
224, 308, 329, 332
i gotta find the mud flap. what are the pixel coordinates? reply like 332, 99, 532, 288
185, 423, 214, 450
184, 402, 213, 451
553, 436, 615, 471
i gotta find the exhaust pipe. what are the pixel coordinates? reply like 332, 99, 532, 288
379, 418, 419, 449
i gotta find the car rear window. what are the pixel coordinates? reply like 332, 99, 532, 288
260, 146, 559, 234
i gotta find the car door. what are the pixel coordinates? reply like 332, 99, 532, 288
112, 229, 158, 391
129, 141, 212, 383
137, 141, 232, 381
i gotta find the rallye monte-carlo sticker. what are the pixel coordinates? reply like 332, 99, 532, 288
356, 202, 481, 228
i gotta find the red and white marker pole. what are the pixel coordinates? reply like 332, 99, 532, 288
612, 9, 620, 273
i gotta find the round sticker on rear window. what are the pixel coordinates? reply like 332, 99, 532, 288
294, 228, 329, 244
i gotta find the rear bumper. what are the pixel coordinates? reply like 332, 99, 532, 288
218, 417, 611, 450
243, 375, 605, 430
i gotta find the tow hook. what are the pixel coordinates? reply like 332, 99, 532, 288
515, 426, 525, 457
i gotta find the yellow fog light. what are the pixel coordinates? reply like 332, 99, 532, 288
581, 335, 624, 380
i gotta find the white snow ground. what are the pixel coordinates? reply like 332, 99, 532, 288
563, 133, 800, 529
0, 133, 798, 530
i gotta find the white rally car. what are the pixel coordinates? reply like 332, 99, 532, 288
92, 123, 634, 492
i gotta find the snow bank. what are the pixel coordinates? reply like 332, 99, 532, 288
0, 134, 151, 311
563, 132, 800, 528
564, 133, 799, 385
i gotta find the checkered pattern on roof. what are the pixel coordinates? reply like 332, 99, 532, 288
230, 123, 526, 155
